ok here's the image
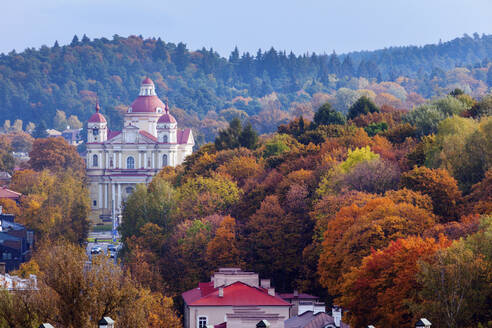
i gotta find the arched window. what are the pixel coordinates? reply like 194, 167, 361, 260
163, 135, 168, 143
92, 154, 98, 167
162, 154, 168, 167
126, 156, 135, 169
125, 186, 134, 194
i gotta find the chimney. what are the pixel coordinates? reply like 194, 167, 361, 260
268, 287, 275, 296
218, 287, 224, 297
260, 279, 270, 289
0, 262, 5, 275
293, 290, 299, 298
332, 306, 342, 328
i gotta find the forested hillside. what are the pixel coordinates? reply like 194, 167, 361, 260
1, 33, 492, 142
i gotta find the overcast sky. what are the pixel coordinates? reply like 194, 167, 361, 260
1, 0, 491, 56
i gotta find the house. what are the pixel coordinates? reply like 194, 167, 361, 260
284, 307, 350, 328
0, 187, 21, 202
46, 129, 62, 138
0, 172, 11, 186
0, 209, 34, 272
0, 262, 37, 291
61, 128, 83, 146
182, 268, 291, 328
278, 291, 321, 317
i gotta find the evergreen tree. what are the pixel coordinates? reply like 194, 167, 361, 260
70, 35, 79, 46
238, 122, 258, 149
348, 96, 380, 119
33, 120, 48, 138
312, 103, 346, 128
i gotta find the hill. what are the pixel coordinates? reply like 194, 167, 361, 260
1, 33, 492, 142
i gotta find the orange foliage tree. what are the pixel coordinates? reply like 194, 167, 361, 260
338, 236, 449, 328
318, 197, 436, 295
28, 137, 85, 175
400, 166, 462, 221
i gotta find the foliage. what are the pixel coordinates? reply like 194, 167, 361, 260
28, 137, 85, 175
400, 166, 462, 221
311, 103, 346, 128
348, 96, 380, 120
340, 146, 380, 173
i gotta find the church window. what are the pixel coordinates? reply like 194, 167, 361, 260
163, 135, 168, 143
92, 154, 98, 167
125, 187, 134, 194
93, 128, 99, 136
162, 154, 168, 167
93, 200, 97, 207
128, 107, 132, 113
127, 156, 135, 169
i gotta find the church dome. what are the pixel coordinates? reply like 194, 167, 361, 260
128, 77, 166, 113
88, 103, 107, 123
157, 112, 177, 124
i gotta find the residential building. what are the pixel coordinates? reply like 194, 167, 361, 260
0, 172, 11, 186
278, 291, 320, 317
284, 307, 350, 328
62, 128, 83, 146
182, 268, 290, 328
0, 209, 34, 272
0, 187, 21, 202
85, 77, 194, 224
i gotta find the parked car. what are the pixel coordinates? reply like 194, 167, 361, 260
90, 245, 102, 255
107, 244, 118, 258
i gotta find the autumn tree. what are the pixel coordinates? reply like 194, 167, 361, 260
0, 240, 181, 328
318, 197, 436, 295
339, 236, 449, 328
244, 195, 312, 291
206, 216, 242, 269
176, 174, 241, 219
28, 137, 85, 175
120, 178, 177, 242
400, 166, 462, 221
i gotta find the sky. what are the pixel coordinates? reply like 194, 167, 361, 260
1, 0, 492, 57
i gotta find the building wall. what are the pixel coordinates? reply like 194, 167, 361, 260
186, 306, 290, 328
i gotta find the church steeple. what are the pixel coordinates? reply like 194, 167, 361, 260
87, 102, 107, 143
139, 77, 156, 96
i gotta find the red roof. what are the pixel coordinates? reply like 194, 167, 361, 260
157, 113, 177, 123
142, 77, 154, 85
0, 187, 21, 200
139, 130, 158, 142
130, 95, 166, 113
88, 112, 106, 123
278, 293, 319, 300
177, 129, 192, 144
182, 281, 290, 307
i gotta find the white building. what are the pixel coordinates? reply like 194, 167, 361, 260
86, 77, 194, 223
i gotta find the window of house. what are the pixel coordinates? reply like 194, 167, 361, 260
92, 154, 98, 167
162, 154, 168, 167
198, 317, 208, 328
127, 156, 135, 169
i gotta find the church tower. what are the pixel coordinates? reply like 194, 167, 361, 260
157, 101, 177, 143
87, 103, 107, 143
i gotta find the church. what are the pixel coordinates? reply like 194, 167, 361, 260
86, 78, 194, 224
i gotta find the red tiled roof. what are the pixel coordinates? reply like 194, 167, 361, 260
139, 130, 158, 142
88, 112, 106, 123
130, 95, 166, 113
215, 323, 227, 328
177, 128, 192, 144
0, 187, 21, 199
183, 281, 290, 306
157, 113, 177, 123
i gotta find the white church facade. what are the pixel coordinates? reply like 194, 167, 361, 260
86, 78, 194, 223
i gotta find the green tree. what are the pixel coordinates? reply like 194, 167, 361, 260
238, 122, 258, 149
348, 96, 380, 120
311, 103, 346, 128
